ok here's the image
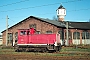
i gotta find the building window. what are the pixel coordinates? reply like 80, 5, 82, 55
65, 30, 72, 40
0, 35, 2, 37
8, 33, 13, 44
29, 24, 36, 29
73, 32, 80, 39
58, 10, 59, 14
58, 30, 62, 39
46, 31, 52, 34
86, 32, 90, 39
15, 32, 18, 41
64, 10, 66, 14
36, 31, 40, 34
82, 31, 90, 39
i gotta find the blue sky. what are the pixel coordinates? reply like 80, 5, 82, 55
0, 0, 90, 34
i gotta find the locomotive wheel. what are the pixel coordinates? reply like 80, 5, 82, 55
42, 48, 47, 53
56, 47, 59, 52
55, 46, 61, 52
25, 48, 29, 52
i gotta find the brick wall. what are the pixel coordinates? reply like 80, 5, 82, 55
2, 18, 59, 45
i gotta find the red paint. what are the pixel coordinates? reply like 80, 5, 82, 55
28, 34, 56, 44
17, 29, 60, 45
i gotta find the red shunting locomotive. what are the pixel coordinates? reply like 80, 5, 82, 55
14, 28, 61, 52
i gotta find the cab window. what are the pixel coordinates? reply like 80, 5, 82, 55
20, 31, 27, 35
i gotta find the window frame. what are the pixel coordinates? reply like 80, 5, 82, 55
73, 32, 80, 39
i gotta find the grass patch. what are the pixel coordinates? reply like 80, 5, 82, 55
61, 47, 90, 52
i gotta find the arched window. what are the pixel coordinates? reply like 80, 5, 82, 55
73, 32, 80, 39
86, 32, 90, 39
29, 24, 36, 29
68, 31, 72, 40
15, 32, 18, 41
65, 30, 72, 40
82, 31, 90, 39
8, 33, 13, 44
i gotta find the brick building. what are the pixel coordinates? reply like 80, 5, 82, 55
1, 5, 90, 46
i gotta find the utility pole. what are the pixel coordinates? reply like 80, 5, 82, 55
76, 29, 78, 49
66, 21, 69, 46
6, 15, 8, 46
85, 32, 86, 45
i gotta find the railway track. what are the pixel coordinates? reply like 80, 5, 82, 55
0, 46, 90, 60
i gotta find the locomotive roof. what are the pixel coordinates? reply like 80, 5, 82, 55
1, 16, 90, 33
